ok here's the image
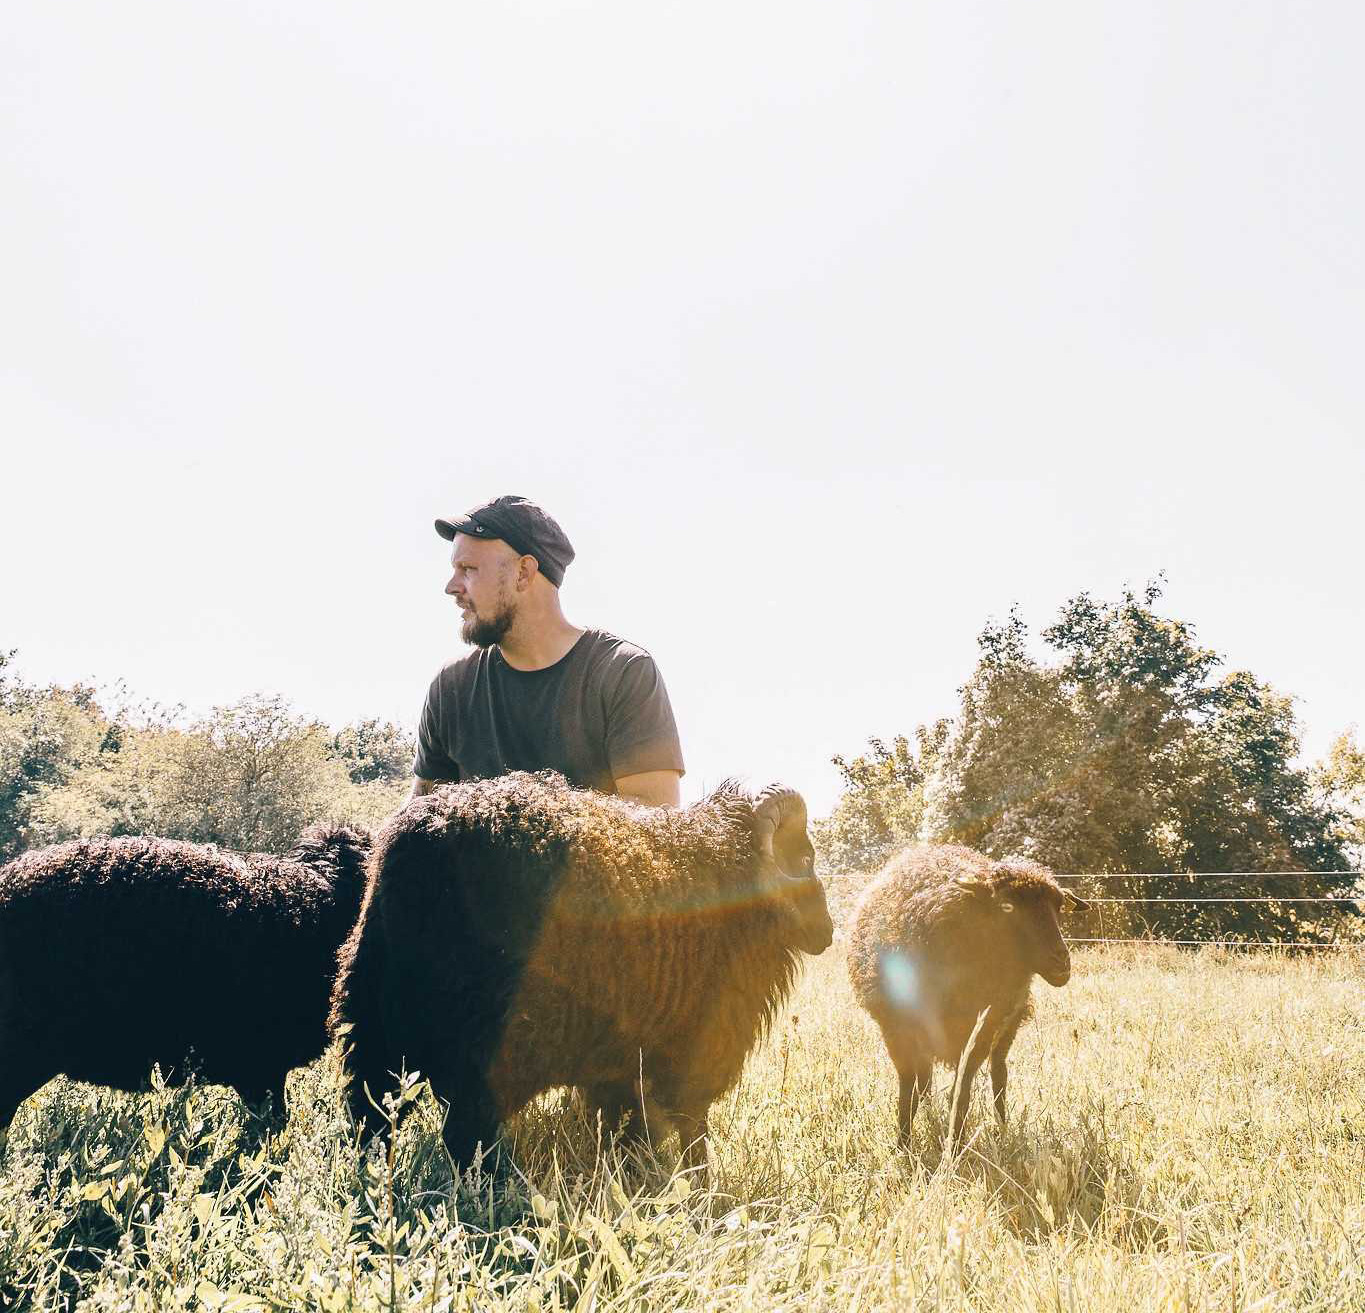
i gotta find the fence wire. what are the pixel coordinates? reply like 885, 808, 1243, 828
1081, 896, 1358, 904
1050, 871, 1364, 950
1053, 871, 1364, 881
1066, 938, 1363, 949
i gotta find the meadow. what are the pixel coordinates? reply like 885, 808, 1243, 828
1, 940, 1362, 1311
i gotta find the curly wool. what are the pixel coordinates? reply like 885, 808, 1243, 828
0, 824, 371, 1128
846, 844, 1072, 1143
329, 771, 829, 1165
848, 845, 1066, 1055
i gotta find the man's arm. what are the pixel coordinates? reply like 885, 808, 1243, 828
615, 770, 681, 808
412, 671, 461, 803
604, 649, 685, 807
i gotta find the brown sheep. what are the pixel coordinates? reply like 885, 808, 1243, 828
328, 771, 833, 1170
847, 844, 1083, 1147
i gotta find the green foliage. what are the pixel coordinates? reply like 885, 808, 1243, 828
0, 652, 113, 862
812, 726, 948, 874
822, 584, 1360, 943
1318, 729, 1365, 866
1, 653, 410, 858
329, 718, 415, 785
158, 696, 356, 852
22, 724, 187, 845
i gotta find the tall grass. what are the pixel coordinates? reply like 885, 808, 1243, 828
2, 945, 1362, 1310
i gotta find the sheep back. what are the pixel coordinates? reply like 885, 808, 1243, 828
0, 825, 370, 1117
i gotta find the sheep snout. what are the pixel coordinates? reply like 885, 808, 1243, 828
1038, 952, 1071, 987
791, 880, 834, 954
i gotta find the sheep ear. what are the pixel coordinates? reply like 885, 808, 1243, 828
1063, 889, 1090, 911
954, 873, 989, 896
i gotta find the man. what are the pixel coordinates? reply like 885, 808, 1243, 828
410, 494, 684, 807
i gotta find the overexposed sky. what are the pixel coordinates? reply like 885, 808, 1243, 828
3, 1, 1361, 812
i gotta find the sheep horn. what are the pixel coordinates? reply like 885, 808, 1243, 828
752, 785, 808, 872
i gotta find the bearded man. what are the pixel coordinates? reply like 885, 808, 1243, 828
410, 495, 684, 808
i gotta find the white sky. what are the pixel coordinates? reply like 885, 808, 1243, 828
3, 1, 1361, 812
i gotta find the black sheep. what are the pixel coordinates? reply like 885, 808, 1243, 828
0, 824, 371, 1131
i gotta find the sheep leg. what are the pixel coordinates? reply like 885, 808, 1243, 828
0, 1064, 48, 1145
989, 1051, 1008, 1123
646, 1067, 712, 1172
426, 1059, 502, 1173
879, 1023, 931, 1145
897, 1061, 932, 1144
343, 1040, 401, 1133
673, 1106, 710, 1174
585, 1081, 653, 1145
585, 1082, 630, 1131
947, 1048, 988, 1150
989, 1020, 1022, 1124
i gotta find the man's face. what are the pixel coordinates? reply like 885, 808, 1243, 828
445, 534, 522, 647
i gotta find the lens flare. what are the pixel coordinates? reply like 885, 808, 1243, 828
879, 948, 920, 1012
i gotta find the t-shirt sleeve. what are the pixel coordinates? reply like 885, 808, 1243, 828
412, 672, 461, 782
604, 651, 685, 781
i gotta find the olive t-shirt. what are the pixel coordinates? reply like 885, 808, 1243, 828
413, 629, 685, 794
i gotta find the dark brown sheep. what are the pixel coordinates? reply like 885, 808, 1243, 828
0, 824, 371, 1132
847, 844, 1083, 1147
328, 771, 833, 1170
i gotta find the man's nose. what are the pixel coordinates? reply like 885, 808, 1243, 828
445, 575, 461, 597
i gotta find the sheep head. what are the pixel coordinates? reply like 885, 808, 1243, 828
752, 785, 834, 955
953, 862, 1076, 987
290, 824, 373, 907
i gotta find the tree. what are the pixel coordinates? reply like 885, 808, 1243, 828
20, 692, 410, 855
830, 583, 1357, 942
153, 696, 354, 852
812, 725, 948, 874
2, 652, 415, 857
0, 651, 113, 861
23, 725, 187, 846
329, 718, 415, 784
1317, 729, 1365, 867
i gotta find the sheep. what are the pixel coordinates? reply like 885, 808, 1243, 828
0, 824, 372, 1133
846, 844, 1083, 1148
328, 770, 833, 1170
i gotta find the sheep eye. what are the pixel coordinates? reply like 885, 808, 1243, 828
999, 901, 1015, 913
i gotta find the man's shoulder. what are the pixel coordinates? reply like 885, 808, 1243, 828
577, 628, 661, 670
430, 647, 492, 692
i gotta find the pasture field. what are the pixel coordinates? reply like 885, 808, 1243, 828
1, 945, 1362, 1311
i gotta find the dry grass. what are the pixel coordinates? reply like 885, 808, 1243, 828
1, 944, 1362, 1310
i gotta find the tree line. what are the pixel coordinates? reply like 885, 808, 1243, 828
0, 653, 412, 859
814, 581, 1364, 943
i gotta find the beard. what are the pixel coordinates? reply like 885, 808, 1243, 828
461, 601, 515, 648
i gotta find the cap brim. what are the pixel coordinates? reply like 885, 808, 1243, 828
435, 516, 476, 541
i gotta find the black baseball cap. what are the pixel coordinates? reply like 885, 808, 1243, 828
435, 495, 576, 588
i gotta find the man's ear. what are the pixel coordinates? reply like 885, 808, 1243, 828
516, 553, 541, 590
